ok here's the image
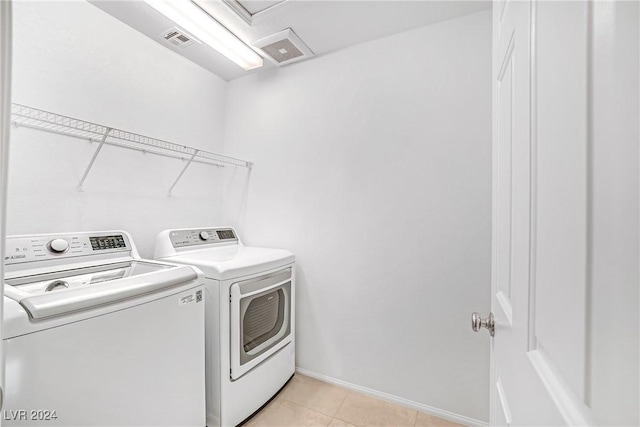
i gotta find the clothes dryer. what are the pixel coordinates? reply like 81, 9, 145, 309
154, 227, 295, 427
3, 231, 206, 426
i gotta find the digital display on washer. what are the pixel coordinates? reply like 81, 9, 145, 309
216, 229, 235, 240
90, 235, 126, 251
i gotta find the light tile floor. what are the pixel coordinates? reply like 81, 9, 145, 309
243, 374, 465, 427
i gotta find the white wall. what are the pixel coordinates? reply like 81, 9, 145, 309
223, 11, 492, 423
8, 1, 227, 257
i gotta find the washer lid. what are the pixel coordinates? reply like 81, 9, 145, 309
5, 261, 200, 320
161, 246, 294, 280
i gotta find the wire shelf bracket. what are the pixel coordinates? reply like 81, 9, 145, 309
168, 150, 198, 196
78, 127, 112, 191
10, 103, 253, 193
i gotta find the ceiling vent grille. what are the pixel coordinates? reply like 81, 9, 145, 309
161, 27, 198, 49
253, 28, 314, 66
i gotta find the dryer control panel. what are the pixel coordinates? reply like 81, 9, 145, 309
5, 232, 131, 265
169, 228, 237, 248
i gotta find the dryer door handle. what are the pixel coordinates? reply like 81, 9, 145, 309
231, 268, 292, 300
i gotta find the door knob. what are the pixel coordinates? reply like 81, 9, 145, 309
471, 312, 495, 336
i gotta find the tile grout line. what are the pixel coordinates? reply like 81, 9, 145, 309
281, 375, 439, 427
291, 374, 353, 421
331, 390, 361, 426
334, 389, 422, 427
331, 389, 351, 417
282, 397, 335, 423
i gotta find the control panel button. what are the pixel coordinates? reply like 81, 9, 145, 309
199, 231, 210, 241
48, 238, 69, 254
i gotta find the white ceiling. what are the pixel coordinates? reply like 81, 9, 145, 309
90, 0, 491, 81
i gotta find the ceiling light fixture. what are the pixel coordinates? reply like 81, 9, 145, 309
144, 0, 263, 71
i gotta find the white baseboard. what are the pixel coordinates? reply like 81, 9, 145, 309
295, 367, 488, 427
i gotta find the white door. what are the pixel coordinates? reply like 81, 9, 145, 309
483, 0, 639, 425
0, 0, 12, 420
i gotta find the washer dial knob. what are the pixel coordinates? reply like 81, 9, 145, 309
199, 231, 210, 241
48, 238, 69, 253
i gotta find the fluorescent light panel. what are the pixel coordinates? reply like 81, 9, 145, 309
144, 0, 263, 71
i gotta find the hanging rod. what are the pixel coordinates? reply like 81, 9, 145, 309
10, 104, 253, 192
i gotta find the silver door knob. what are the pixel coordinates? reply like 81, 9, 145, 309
471, 312, 495, 337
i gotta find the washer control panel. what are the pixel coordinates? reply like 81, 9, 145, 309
170, 228, 237, 248
5, 232, 131, 264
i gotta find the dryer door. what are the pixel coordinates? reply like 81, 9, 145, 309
230, 268, 292, 380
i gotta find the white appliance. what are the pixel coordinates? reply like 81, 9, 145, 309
3, 231, 206, 426
154, 227, 295, 427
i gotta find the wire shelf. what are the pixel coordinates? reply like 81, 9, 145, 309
10, 104, 252, 193
11, 104, 252, 167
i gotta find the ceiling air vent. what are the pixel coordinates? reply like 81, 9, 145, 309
253, 28, 314, 66
161, 27, 198, 49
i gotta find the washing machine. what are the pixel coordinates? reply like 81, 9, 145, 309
154, 227, 295, 427
3, 230, 206, 426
